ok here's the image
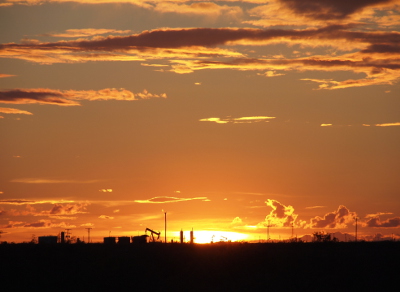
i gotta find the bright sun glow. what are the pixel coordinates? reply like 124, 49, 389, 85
174, 230, 249, 244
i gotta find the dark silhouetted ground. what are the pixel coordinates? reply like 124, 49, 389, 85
1, 241, 398, 291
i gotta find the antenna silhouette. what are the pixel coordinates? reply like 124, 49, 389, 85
85, 227, 92, 243
267, 220, 271, 241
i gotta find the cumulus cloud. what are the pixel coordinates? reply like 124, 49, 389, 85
364, 216, 400, 228
260, 199, 305, 228
134, 196, 209, 204
308, 205, 357, 228
230, 217, 243, 226
0, 88, 167, 107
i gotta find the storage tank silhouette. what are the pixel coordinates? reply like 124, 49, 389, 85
38, 236, 58, 244
103, 237, 116, 244
118, 236, 130, 244
132, 235, 148, 244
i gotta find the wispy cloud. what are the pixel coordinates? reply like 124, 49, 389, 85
99, 189, 113, 193
41, 28, 131, 38
365, 212, 394, 218
2, 219, 75, 229
305, 206, 326, 209
134, 196, 209, 204
99, 215, 114, 219
0, 107, 33, 115
11, 178, 99, 184
1, 23, 399, 89
0, 74, 16, 78
375, 122, 400, 127
0, 199, 75, 205
200, 116, 276, 124
0, 88, 167, 106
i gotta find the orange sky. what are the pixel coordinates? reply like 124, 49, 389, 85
1, 0, 400, 243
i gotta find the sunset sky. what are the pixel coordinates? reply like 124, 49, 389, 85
1, 0, 399, 243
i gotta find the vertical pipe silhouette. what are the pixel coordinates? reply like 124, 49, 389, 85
164, 211, 167, 243
180, 229, 183, 244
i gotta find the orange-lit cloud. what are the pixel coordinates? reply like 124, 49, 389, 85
200, 116, 276, 124
0, 199, 75, 205
260, 199, 305, 228
99, 189, 113, 193
0, 88, 167, 107
134, 196, 209, 204
230, 216, 243, 226
99, 215, 114, 219
1, 25, 399, 89
0, 74, 16, 78
308, 205, 357, 229
246, 0, 400, 27
0, 107, 33, 115
305, 206, 326, 209
153, 1, 243, 19
365, 212, 394, 218
375, 122, 400, 127
11, 178, 99, 183
41, 28, 131, 38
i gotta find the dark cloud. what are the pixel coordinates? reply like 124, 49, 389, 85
279, 0, 393, 20
309, 205, 356, 228
365, 216, 400, 227
2, 25, 399, 52
0, 88, 166, 106
24, 221, 51, 228
0, 89, 79, 106
49, 203, 88, 215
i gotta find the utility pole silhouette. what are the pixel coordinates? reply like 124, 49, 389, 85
163, 210, 167, 243
355, 217, 358, 242
65, 229, 71, 242
291, 223, 294, 238
85, 227, 92, 243
267, 220, 271, 241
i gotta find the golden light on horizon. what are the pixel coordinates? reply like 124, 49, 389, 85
174, 230, 249, 244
